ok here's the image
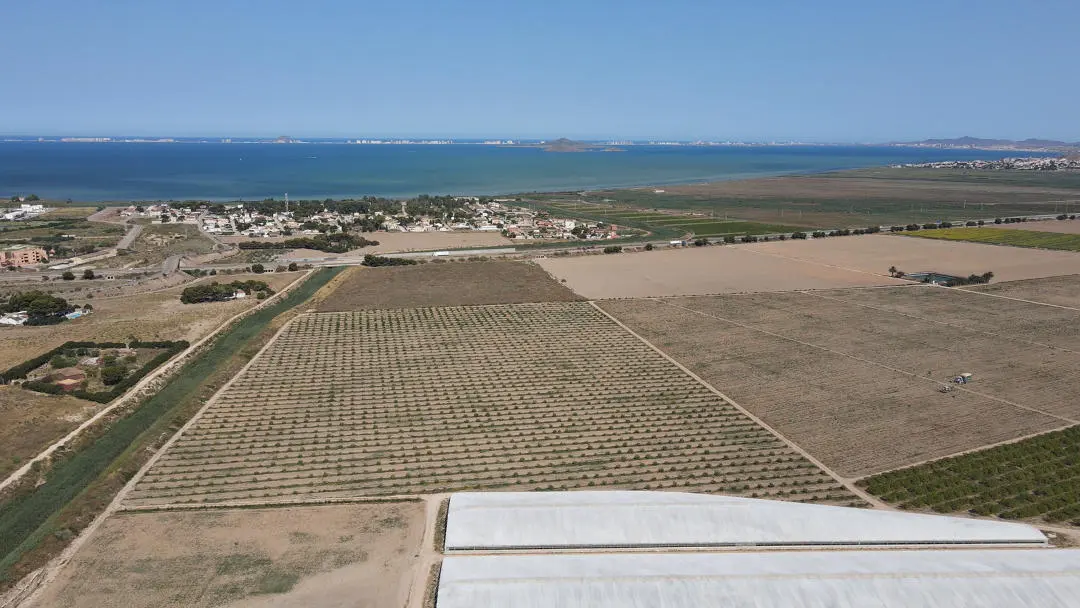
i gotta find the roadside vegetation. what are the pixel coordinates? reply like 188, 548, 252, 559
237, 233, 378, 254
180, 280, 273, 304
0, 267, 343, 589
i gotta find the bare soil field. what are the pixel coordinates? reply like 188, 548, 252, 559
27, 501, 424, 608
963, 273, 1080, 309
0, 387, 98, 478
315, 260, 582, 311
748, 234, 1080, 283
124, 302, 852, 508
599, 284, 1080, 478
537, 245, 906, 299
97, 223, 220, 269
0, 272, 304, 370
990, 219, 1080, 234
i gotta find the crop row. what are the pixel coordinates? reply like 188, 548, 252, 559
861, 425, 1080, 525
128, 302, 853, 506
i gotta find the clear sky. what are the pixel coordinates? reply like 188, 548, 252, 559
3, 0, 1078, 142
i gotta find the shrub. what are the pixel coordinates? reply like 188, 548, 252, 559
890, 226, 904, 232
287, 262, 298, 271
82, 269, 95, 280
791, 232, 807, 239
906, 224, 920, 231
644, 243, 654, 251
361, 254, 417, 267
100, 364, 128, 386
61, 271, 75, 281
251, 263, 265, 274
50, 355, 77, 369
602, 245, 622, 254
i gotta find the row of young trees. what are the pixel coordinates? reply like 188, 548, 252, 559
237, 233, 377, 253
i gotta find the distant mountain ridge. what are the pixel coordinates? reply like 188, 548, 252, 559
894, 136, 1080, 152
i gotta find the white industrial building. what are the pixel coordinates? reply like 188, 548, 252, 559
436, 491, 1077, 608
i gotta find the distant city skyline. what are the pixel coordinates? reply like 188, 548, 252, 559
3, 0, 1079, 142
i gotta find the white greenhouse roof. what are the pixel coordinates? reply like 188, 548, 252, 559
437, 549, 1080, 608
444, 491, 1046, 551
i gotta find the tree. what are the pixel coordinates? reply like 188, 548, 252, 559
251, 263, 265, 274
82, 269, 95, 280
61, 271, 75, 281
644, 243, 654, 251
981, 271, 994, 283
100, 365, 127, 386
287, 262, 298, 271
888, 266, 898, 277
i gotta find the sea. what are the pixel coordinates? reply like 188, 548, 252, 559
0, 142, 1040, 202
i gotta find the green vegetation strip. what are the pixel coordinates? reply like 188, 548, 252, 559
860, 425, 1080, 524
0, 267, 343, 581
904, 227, 1080, 252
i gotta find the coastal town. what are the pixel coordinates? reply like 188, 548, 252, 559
895, 156, 1080, 171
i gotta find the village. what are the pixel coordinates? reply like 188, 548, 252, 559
122, 197, 627, 241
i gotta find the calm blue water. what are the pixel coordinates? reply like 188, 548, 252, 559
0, 143, 1037, 202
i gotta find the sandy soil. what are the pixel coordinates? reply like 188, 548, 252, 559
316, 260, 582, 311
990, 219, 1080, 234
963, 274, 1080, 309
747, 234, 1080, 282
0, 387, 99, 478
27, 501, 425, 608
537, 245, 905, 299
600, 281, 1080, 478
0, 272, 303, 371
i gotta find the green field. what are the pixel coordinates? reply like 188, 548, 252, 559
905, 226, 1080, 252
522, 199, 802, 239
861, 425, 1080, 524
525, 169, 1080, 228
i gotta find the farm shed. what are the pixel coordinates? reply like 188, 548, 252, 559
444, 491, 1047, 551
437, 549, 1080, 608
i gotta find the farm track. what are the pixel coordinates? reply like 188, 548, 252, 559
123, 302, 857, 509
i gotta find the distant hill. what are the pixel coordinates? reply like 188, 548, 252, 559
542, 138, 597, 152
895, 136, 1080, 151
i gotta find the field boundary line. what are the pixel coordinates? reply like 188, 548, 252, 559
587, 301, 883, 508
117, 495, 425, 513
952, 284, 1080, 312
735, 239, 910, 282
0, 270, 312, 494
654, 299, 1079, 428
797, 290, 1080, 356
12, 287, 309, 608
851, 422, 1079, 482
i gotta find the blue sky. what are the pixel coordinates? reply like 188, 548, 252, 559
3, 0, 1078, 141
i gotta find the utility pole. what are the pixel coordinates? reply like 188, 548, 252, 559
285, 193, 289, 214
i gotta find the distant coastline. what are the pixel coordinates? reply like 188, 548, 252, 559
0, 143, 1057, 203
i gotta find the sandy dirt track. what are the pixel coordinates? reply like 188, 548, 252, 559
539, 235, 1080, 299
26, 502, 424, 608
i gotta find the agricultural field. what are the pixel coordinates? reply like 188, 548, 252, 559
537, 244, 904, 299
564, 168, 1080, 228
26, 501, 424, 608
123, 302, 853, 508
861, 425, 1080, 526
748, 233, 1080, 283
962, 273, 1080, 309
37, 207, 99, 220
598, 280, 1080, 478
525, 198, 803, 238
906, 226, 1080, 252
992, 218, 1080, 234
315, 260, 582, 311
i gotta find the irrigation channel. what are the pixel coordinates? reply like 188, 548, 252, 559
0, 267, 345, 584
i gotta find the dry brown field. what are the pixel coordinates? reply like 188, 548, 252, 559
0, 272, 304, 370
599, 281, 1080, 478
27, 502, 424, 608
39, 207, 99, 219
749, 234, 1080, 283
536, 244, 906, 299
315, 260, 582, 311
123, 302, 852, 508
962, 273, 1080, 309
0, 388, 99, 478
97, 224, 220, 269
990, 219, 1080, 234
